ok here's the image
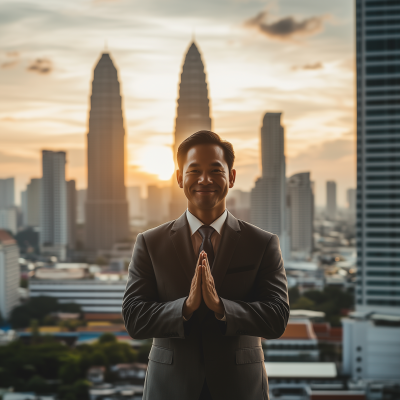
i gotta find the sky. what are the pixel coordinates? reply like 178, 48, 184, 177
0, 0, 355, 206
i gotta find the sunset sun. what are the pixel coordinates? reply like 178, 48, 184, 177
132, 144, 175, 181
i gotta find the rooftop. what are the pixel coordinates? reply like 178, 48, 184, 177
0, 230, 16, 245
280, 321, 317, 340
265, 362, 337, 379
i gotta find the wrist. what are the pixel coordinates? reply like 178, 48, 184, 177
212, 297, 224, 316
183, 298, 195, 319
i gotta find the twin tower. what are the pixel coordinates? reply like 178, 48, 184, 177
85, 42, 211, 252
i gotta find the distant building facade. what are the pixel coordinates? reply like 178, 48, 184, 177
30, 279, 125, 314
251, 113, 288, 258
26, 178, 41, 227
227, 189, 251, 222
170, 42, 212, 220
354, 0, 400, 316
66, 180, 77, 250
76, 189, 87, 224
0, 230, 20, 320
343, 0, 400, 384
0, 178, 15, 210
85, 52, 129, 252
0, 208, 17, 235
287, 172, 314, 257
126, 186, 142, 219
40, 150, 68, 261
326, 181, 337, 220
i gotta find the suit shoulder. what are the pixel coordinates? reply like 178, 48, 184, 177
237, 220, 276, 241
139, 220, 175, 242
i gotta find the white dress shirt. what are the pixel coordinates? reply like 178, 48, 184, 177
184, 209, 227, 322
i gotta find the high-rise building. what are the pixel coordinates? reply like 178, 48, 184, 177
287, 172, 314, 256
85, 52, 129, 252
343, 0, 400, 382
146, 185, 162, 225
66, 180, 77, 250
77, 189, 87, 224
170, 42, 212, 219
40, 150, 68, 261
347, 188, 357, 214
250, 113, 288, 257
0, 230, 19, 320
326, 181, 337, 220
0, 178, 15, 210
227, 189, 251, 222
26, 178, 41, 228
0, 209, 17, 235
353, 0, 400, 315
21, 190, 27, 227
126, 186, 142, 219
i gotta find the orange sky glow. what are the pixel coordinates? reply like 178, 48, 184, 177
0, 0, 355, 206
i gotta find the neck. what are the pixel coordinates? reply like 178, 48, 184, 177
188, 201, 226, 225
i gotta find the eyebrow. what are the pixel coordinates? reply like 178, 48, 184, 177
187, 162, 224, 168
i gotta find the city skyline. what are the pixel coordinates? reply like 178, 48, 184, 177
0, 0, 355, 207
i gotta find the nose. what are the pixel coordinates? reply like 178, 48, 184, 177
198, 171, 213, 185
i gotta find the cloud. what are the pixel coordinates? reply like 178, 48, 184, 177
244, 11, 326, 41
27, 58, 52, 74
292, 62, 323, 70
6, 51, 19, 57
1, 60, 18, 69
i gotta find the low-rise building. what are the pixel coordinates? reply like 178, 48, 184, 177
342, 312, 400, 382
264, 318, 319, 362
0, 230, 20, 320
29, 278, 126, 314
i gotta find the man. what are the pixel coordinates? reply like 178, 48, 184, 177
123, 130, 289, 400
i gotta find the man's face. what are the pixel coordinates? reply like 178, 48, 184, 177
177, 144, 236, 210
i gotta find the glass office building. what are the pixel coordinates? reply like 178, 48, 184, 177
356, 0, 400, 314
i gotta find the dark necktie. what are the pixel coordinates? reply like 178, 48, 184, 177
198, 225, 215, 268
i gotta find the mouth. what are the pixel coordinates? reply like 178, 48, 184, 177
194, 190, 217, 194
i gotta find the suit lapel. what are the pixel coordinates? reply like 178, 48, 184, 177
170, 212, 197, 283
212, 211, 241, 293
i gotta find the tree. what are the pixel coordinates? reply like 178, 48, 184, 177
98, 333, 116, 344
291, 296, 315, 310
59, 354, 83, 385
288, 287, 300, 305
27, 375, 49, 394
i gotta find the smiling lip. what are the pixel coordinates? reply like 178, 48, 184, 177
195, 190, 216, 194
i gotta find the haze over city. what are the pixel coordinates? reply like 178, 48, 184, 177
0, 0, 355, 205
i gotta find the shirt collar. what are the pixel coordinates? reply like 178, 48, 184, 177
186, 209, 228, 236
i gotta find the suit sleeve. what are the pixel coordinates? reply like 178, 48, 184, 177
220, 234, 290, 339
122, 233, 186, 339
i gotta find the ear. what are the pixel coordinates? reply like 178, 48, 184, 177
229, 168, 236, 189
176, 169, 183, 188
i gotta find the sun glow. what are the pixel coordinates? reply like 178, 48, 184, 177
133, 144, 175, 181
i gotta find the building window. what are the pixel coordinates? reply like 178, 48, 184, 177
357, 346, 362, 352
357, 367, 362, 373
357, 357, 362, 362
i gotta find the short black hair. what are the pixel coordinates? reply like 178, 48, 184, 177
177, 130, 235, 172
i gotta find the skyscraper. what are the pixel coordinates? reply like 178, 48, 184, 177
342, 0, 400, 382
66, 180, 76, 250
0, 178, 14, 210
170, 42, 212, 219
0, 230, 19, 320
26, 178, 41, 227
287, 172, 314, 256
326, 181, 337, 220
85, 52, 129, 252
250, 113, 288, 258
40, 150, 68, 261
354, 0, 400, 315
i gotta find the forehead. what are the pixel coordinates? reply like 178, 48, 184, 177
184, 144, 227, 167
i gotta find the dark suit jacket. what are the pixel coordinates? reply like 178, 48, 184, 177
122, 211, 289, 400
